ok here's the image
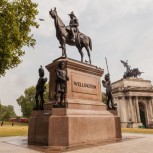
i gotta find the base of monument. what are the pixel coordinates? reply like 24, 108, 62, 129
28, 57, 122, 146
48, 108, 121, 146
28, 108, 121, 146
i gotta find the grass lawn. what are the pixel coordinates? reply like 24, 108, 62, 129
122, 128, 153, 134
0, 122, 28, 137
1, 121, 153, 137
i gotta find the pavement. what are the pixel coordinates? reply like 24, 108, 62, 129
0, 133, 153, 153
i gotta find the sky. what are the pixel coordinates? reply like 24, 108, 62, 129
1, 0, 153, 115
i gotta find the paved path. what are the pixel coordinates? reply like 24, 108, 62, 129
0, 133, 153, 153
66, 133, 153, 153
0, 136, 43, 153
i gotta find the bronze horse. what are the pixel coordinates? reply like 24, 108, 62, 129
49, 8, 92, 64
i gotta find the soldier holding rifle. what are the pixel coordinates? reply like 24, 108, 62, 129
102, 58, 116, 110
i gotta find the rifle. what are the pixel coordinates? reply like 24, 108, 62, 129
105, 57, 110, 77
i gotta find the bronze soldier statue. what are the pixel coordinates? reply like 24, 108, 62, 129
55, 61, 69, 107
102, 74, 116, 110
35, 66, 47, 110
68, 11, 79, 42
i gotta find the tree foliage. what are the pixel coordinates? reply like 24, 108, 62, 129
0, 104, 16, 121
17, 83, 49, 118
0, 0, 39, 76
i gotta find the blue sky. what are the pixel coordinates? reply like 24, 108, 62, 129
1, 0, 153, 115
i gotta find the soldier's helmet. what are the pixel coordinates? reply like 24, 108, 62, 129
58, 61, 65, 69
39, 65, 44, 77
105, 73, 110, 80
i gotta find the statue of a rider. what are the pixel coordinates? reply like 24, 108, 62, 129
49, 8, 92, 64
67, 11, 79, 42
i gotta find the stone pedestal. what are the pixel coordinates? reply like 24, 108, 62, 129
48, 108, 121, 146
46, 57, 103, 103
28, 109, 51, 145
28, 57, 121, 146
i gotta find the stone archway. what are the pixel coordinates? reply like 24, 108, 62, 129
139, 102, 147, 127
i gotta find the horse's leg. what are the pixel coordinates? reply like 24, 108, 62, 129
63, 42, 67, 57
61, 37, 67, 57
62, 46, 65, 57
77, 46, 84, 62
59, 41, 64, 57
61, 44, 66, 57
85, 46, 91, 64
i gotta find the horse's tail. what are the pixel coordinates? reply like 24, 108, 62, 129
88, 36, 92, 51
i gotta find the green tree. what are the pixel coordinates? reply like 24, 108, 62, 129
17, 86, 35, 118
0, 104, 16, 121
0, 103, 2, 120
0, 0, 39, 76
17, 83, 49, 118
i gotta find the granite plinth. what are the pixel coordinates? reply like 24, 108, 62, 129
46, 57, 103, 103
48, 108, 121, 146
28, 109, 51, 145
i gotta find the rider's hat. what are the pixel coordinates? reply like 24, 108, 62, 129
68, 11, 76, 17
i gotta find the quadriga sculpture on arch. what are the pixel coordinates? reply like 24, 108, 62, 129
49, 8, 92, 64
120, 60, 144, 78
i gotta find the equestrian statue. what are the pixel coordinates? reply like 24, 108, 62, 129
49, 8, 92, 64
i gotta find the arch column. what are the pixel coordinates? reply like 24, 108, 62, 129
129, 96, 134, 122
135, 96, 141, 122
147, 97, 153, 124
151, 97, 153, 121
116, 97, 121, 117
122, 97, 128, 122
118, 97, 123, 122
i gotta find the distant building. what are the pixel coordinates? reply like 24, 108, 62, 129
112, 78, 153, 128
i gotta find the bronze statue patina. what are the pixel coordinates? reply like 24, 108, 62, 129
102, 74, 116, 110
121, 60, 144, 78
68, 11, 79, 42
49, 8, 92, 64
54, 61, 69, 107
35, 66, 47, 110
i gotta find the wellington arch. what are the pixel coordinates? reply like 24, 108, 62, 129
112, 78, 153, 128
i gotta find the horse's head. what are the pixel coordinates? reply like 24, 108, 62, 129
49, 8, 57, 19
49, 7, 65, 27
